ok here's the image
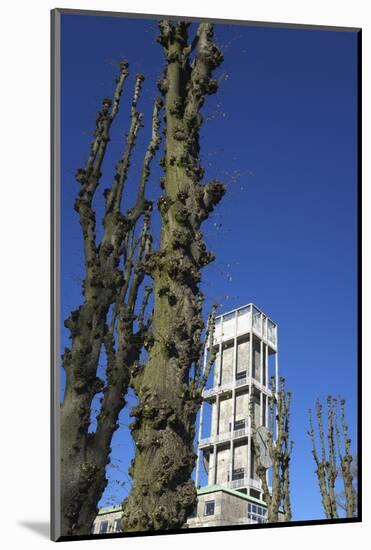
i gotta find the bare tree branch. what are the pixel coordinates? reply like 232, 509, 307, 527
60, 59, 162, 536
122, 21, 226, 532
196, 304, 217, 389
129, 98, 163, 223
307, 396, 357, 519
251, 377, 293, 523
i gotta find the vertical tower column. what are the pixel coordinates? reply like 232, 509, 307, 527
275, 346, 279, 437
213, 392, 220, 484
229, 311, 238, 486
195, 347, 208, 488
247, 324, 253, 494
259, 339, 263, 426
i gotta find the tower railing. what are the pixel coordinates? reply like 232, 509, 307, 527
202, 381, 233, 399
199, 424, 251, 447
227, 477, 262, 491
202, 377, 272, 399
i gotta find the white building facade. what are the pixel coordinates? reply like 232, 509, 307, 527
188, 303, 278, 528
91, 505, 122, 535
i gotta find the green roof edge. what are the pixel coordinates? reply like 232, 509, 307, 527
97, 487, 267, 516
97, 505, 122, 515
197, 484, 267, 506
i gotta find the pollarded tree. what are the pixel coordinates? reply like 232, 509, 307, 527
308, 396, 357, 519
335, 455, 358, 516
334, 398, 357, 518
251, 377, 293, 523
60, 62, 163, 536
121, 21, 225, 532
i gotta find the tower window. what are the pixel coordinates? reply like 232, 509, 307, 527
223, 312, 235, 323
99, 521, 108, 534
113, 519, 121, 532
204, 500, 215, 516
232, 467, 245, 481
234, 419, 245, 430
247, 503, 267, 524
188, 504, 198, 518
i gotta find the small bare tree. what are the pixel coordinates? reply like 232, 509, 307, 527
251, 377, 293, 523
60, 62, 163, 536
308, 396, 357, 519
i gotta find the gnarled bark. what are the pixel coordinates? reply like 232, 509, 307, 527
251, 377, 293, 523
309, 396, 357, 519
121, 21, 225, 532
60, 62, 162, 535
308, 397, 338, 519
335, 399, 357, 517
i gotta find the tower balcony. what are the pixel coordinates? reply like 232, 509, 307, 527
227, 476, 262, 492
202, 377, 272, 401
202, 381, 233, 400
199, 424, 251, 449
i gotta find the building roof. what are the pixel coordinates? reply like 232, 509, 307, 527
97, 505, 122, 516
215, 302, 278, 325
197, 484, 267, 506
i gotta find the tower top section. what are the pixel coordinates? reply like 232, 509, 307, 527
213, 303, 277, 351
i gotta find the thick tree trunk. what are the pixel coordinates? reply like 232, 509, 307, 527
60, 74, 128, 534
60, 303, 108, 535
61, 316, 145, 535
60, 65, 161, 536
121, 21, 225, 532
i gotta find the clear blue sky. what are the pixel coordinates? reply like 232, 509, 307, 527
60, 13, 358, 521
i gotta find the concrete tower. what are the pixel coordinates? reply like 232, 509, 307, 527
188, 303, 278, 527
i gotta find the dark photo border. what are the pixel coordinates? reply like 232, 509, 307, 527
51, 8, 362, 542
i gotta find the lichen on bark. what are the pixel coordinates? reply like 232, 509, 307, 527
121, 21, 225, 532
60, 62, 162, 536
